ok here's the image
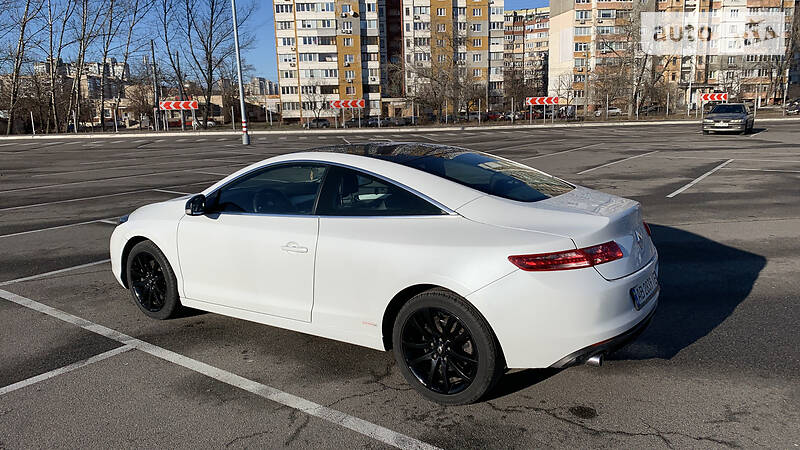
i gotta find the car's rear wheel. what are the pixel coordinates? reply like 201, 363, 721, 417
392, 289, 503, 405
126, 240, 181, 320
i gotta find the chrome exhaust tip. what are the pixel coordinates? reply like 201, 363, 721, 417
586, 354, 603, 367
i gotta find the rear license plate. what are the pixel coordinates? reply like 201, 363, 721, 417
630, 269, 659, 310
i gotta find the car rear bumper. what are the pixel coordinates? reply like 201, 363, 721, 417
467, 255, 659, 368
703, 123, 746, 131
549, 299, 657, 368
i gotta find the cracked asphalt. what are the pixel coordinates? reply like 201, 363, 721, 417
1, 121, 799, 448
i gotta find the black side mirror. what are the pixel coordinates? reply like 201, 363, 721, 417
185, 194, 206, 216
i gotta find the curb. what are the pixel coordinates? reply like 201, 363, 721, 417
1, 116, 798, 140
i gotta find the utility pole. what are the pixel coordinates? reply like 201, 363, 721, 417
231, 0, 249, 145
150, 40, 159, 131
176, 51, 186, 131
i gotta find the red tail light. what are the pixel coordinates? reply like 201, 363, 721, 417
643, 221, 652, 236
508, 241, 624, 272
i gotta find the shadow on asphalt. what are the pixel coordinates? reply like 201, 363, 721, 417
488, 224, 766, 399
614, 223, 765, 360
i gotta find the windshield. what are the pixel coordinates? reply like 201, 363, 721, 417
710, 104, 745, 114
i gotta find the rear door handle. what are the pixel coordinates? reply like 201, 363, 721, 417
281, 242, 308, 253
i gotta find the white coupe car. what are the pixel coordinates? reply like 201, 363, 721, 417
110, 143, 659, 404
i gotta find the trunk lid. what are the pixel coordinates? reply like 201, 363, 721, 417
456, 186, 656, 280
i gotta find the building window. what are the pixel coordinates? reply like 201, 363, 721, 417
473, 68, 482, 77
473, 38, 481, 47
437, 23, 446, 32
575, 42, 589, 51
345, 70, 355, 79
472, 8, 481, 16
576, 10, 590, 20
437, 8, 446, 16
366, 2, 376, 11
346, 86, 355, 95
574, 27, 591, 36
344, 37, 353, 46
345, 54, 354, 63
472, 53, 482, 62
275, 4, 293, 13
471, 23, 482, 32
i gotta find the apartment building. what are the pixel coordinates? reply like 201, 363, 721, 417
400, 0, 506, 110
503, 7, 550, 96
547, 0, 798, 110
273, 0, 390, 122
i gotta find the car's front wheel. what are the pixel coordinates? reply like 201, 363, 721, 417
126, 240, 181, 320
392, 289, 504, 405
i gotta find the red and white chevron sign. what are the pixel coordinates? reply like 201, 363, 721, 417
700, 93, 728, 102
158, 100, 199, 110
330, 99, 366, 109
526, 97, 559, 106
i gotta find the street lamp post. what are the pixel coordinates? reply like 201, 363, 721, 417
231, 0, 249, 145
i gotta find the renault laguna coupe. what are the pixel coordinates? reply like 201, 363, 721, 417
110, 143, 659, 404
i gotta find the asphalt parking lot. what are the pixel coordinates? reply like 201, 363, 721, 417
1, 121, 799, 448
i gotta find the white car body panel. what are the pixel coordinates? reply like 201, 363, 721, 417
110, 147, 659, 367
177, 214, 319, 322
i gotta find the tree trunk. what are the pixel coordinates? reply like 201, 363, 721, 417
6, 0, 33, 135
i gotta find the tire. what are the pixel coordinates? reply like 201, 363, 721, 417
392, 288, 504, 405
126, 240, 181, 320
702, 130, 709, 135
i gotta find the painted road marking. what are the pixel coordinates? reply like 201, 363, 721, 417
0, 260, 111, 287
666, 159, 734, 198
0, 288, 439, 450
0, 345, 134, 396
521, 142, 602, 161
576, 150, 660, 175
0, 181, 214, 212
0, 164, 246, 194
0, 218, 117, 239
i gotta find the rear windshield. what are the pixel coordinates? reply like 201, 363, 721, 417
384, 151, 574, 202
711, 104, 745, 114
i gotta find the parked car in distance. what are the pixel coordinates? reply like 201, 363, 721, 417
343, 118, 362, 128
192, 120, 216, 128
702, 103, 754, 134
389, 117, 410, 126
111, 142, 659, 405
487, 111, 503, 121
596, 107, 623, 117
304, 118, 331, 129
366, 117, 392, 127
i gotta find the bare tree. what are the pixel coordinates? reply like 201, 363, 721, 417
39, 0, 76, 133
98, 0, 125, 131
65, 0, 103, 131
5, 0, 44, 135
182, 0, 254, 128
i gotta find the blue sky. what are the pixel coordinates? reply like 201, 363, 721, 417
248, 0, 549, 81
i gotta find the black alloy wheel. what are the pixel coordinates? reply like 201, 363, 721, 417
401, 307, 478, 395
130, 251, 167, 312
126, 240, 181, 320
392, 289, 503, 405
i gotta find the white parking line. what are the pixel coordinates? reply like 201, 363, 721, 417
0, 164, 246, 194
412, 134, 439, 142
0, 287, 438, 450
341, 137, 351, 144
0, 218, 117, 239
0, 345, 134, 396
0, 260, 111, 287
0, 181, 214, 212
721, 167, 800, 174
666, 159, 734, 198
152, 188, 191, 195
521, 142, 601, 161
193, 171, 230, 176
33, 157, 252, 178
576, 150, 659, 175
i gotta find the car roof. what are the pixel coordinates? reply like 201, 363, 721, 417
202, 143, 488, 210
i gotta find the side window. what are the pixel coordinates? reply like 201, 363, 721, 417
316, 166, 444, 216
209, 164, 328, 214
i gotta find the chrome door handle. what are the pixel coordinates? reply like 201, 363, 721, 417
281, 242, 308, 253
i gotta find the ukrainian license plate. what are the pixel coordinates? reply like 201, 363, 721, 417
630, 269, 659, 310
716, 121, 728, 127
